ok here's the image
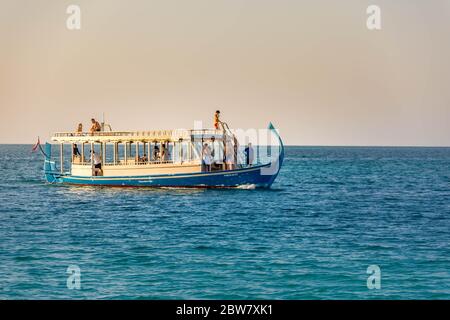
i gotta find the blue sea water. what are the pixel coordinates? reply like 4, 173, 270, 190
0, 145, 449, 299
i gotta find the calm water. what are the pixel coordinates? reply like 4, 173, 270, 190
0, 145, 449, 299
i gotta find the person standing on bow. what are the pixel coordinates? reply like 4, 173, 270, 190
214, 110, 221, 130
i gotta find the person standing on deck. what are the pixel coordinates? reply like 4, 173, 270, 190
153, 145, 160, 161
225, 140, 235, 170
244, 143, 254, 166
90, 150, 102, 176
72, 144, 81, 162
202, 143, 212, 172
214, 110, 221, 130
160, 143, 167, 161
233, 136, 239, 166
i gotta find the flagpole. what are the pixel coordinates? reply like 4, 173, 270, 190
32, 137, 48, 158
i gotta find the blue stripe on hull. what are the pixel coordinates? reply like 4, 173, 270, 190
60, 164, 277, 188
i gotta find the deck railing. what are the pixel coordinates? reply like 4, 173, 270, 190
53, 129, 226, 140
54, 131, 174, 137
73, 158, 179, 166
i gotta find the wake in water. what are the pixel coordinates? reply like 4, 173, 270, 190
235, 184, 257, 190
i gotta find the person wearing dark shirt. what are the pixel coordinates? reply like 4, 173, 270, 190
244, 143, 254, 166
73, 144, 81, 156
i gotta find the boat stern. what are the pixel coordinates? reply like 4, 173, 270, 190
43, 143, 62, 183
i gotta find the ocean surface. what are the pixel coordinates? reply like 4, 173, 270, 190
0, 145, 449, 299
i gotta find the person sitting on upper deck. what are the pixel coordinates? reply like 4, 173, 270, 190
76, 123, 83, 133
90, 118, 101, 134
214, 110, 221, 130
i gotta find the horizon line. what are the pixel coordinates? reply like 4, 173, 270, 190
1, 143, 449, 148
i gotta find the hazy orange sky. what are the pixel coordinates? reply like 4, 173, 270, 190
1, 0, 449, 145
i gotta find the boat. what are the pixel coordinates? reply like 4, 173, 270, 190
42, 121, 284, 188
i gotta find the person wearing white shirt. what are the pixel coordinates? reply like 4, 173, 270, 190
202, 143, 212, 172
90, 151, 102, 176
225, 140, 235, 170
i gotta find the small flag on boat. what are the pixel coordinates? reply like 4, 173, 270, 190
31, 137, 40, 152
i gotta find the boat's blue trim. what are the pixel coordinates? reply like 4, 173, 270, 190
66, 162, 269, 180
60, 163, 274, 188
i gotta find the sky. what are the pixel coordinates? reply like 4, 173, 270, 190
0, 0, 449, 145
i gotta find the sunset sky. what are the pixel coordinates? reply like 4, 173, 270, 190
1, 0, 449, 145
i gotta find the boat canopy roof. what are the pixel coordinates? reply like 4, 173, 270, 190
51, 129, 231, 144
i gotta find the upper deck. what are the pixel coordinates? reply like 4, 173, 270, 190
51, 129, 230, 143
